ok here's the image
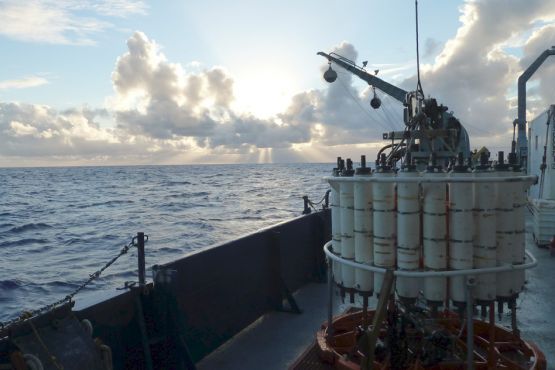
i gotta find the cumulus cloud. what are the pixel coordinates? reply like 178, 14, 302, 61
0, 0, 146, 45
0, 102, 196, 167
280, 41, 404, 148
109, 34, 402, 158
423, 38, 441, 59
2, 0, 555, 165
520, 25, 555, 117
111, 31, 314, 150
402, 0, 555, 151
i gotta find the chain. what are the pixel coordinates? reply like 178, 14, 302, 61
307, 190, 331, 211
0, 235, 145, 331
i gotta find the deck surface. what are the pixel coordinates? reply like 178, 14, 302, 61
196, 282, 346, 370
197, 219, 555, 370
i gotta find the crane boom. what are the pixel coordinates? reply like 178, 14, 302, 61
317, 51, 408, 103
317, 49, 471, 168
516, 46, 555, 168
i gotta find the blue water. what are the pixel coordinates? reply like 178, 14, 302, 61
0, 164, 331, 322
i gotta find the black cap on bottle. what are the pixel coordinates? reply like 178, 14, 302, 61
342, 158, 355, 176
452, 152, 470, 173
356, 155, 371, 175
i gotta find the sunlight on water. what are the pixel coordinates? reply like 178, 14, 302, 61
0, 163, 331, 321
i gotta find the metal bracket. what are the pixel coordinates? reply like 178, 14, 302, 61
271, 232, 302, 314
276, 278, 302, 314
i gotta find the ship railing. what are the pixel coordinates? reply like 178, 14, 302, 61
323, 240, 537, 277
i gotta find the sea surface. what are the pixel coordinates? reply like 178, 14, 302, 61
0, 163, 331, 322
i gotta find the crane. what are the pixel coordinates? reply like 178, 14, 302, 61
514, 46, 555, 170
318, 51, 470, 168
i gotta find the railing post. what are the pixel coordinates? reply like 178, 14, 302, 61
302, 196, 312, 215
138, 232, 146, 286
324, 189, 331, 209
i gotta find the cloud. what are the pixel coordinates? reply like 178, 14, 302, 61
399, 0, 555, 152
279, 41, 404, 148
0, 76, 49, 90
423, 38, 441, 59
520, 25, 555, 117
0, 0, 146, 45
3, 0, 555, 166
111, 32, 313, 150
0, 101, 199, 166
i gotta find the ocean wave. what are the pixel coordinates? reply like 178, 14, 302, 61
0, 163, 330, 322
76, 199, 134, 209
6, 223, 53, 233
161, 180, 192, 186
0, 238, 48, 248
0, 279, 24, 290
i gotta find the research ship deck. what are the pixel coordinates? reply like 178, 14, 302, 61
198, 217, 553, 370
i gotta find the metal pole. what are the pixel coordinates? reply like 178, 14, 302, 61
510, 298, 519, 336
327, 259, 334, 337
138, 232, 146, 286
488, 302, 496, 368
302, 196, 312, 215
135, 295, 154, 370
466, 276, 475, 370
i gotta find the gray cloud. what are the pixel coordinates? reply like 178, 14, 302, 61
398, 0, 555, 151
520, 25, 555, 118
423, 38, 441, 59
280, 41, 404, 147
0, 102, 193, 166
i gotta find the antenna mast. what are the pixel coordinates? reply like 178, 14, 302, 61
415, 0, 424, 99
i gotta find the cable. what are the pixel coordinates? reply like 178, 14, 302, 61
415, 0, 424, 98
381, 94, 404, 130
336, 74, 391, 131
539, 108, 553, 198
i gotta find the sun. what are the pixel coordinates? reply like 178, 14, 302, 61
231, 66, 299, 119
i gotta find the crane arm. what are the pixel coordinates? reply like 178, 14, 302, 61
317, 51, 408, 104
516, 46, 555, 164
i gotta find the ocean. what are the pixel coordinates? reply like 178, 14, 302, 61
0, 163, 331, 322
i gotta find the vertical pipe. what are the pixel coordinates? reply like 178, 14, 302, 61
423, 163, 447, 308
510, 298, 519, 336
396, 164, 420, 303
327, 259, 334, 337
373, 156, 396, 294
466, 277, 475, 370
488, 302, 496, 368
473, 156, 496, 305
138, 232, 146, 286
135, 295, 154, 370
449, 156, 474, 309
340, 160, 355, 289
330, 179, 342, 285
354, 157, 373, 295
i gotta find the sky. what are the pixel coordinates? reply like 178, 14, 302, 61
0, 0, 554, 167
